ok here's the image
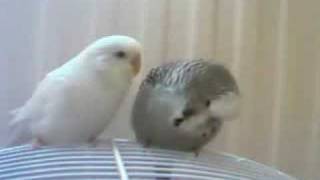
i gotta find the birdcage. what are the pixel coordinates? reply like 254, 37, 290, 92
0, 139, 297, 180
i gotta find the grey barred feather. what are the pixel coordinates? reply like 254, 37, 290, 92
143, 60, 206, 88
141, 59, 238, 99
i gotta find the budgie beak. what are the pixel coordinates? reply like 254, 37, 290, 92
130, 53, 141, 76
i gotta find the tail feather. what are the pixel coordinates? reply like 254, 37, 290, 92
6, 109, 33, 147
8, 107, 24, 127
9, 107, 21, 116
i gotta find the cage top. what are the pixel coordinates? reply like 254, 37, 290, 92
0, 139, 297, 180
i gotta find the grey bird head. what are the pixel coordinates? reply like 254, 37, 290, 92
131, 59, 240, 153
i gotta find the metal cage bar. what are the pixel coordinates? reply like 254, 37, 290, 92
0, 139, 297, 180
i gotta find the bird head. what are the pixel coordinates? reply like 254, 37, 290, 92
146, 88, 214, 138
82, 35, 142, 77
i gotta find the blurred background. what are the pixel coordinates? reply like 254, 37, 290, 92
0, 0, 319, 179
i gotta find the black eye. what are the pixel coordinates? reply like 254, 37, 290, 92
173, 118, 184, 127
182, 108, 194, 117
205, 100, 211, 107
115, 51, 126, 58
202, 133, 208, 138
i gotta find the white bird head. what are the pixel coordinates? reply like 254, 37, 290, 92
81, 35, 142, 76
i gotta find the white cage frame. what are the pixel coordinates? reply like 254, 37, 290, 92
0, 139, 297, 180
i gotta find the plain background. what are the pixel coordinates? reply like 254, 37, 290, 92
0, 0, 319, 179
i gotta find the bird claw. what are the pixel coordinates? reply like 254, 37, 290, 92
143, 139, 152, 148
88, 136, 100, 147
192, 147, 200, 157
193, 151, 200, 157
31, 137, 45, 149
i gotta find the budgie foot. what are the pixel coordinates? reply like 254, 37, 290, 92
192, 147, 200, 157
88, 136, 100, 147
31, 137, 46, 149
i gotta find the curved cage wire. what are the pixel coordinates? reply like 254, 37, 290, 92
0, 139, 297, 180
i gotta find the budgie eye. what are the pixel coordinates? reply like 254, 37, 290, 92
182, 108, 194, 117
173, 118, 184, 127
202, 132, 208, 138
114, 51, 126, 58
205, 100, 211, 107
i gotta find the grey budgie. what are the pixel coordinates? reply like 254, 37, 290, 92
131, 59, 240, 154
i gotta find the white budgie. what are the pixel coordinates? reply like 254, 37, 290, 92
132, 60, 240, 154
7, 35, 142, 147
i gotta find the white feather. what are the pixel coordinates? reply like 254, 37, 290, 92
209, 92, 241, 121
7, 35, 141, 146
